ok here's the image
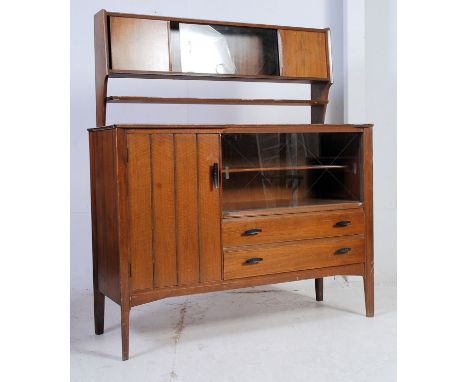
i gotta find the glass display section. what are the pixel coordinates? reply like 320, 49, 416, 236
170, 22, 280, 76
221, 133, 362, 215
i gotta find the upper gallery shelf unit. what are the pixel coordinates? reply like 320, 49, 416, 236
94, 10, 333, 126
102, 11, 332, 81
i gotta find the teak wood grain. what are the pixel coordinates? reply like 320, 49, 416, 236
223, 200, 362, 219
94, 10, 333, 126
127, 134, 153, 292
363, 128, 375, 317
90, 9, 374, 361
223, 208, 365, 247
106, 96, 328, 106
108, 69, 329, 83
89, 130, 120, 303
279, 30, 329, 79
223, 235, 365, 280
115, 129, 131, 360
151, 134, 178, 288
111, 124, 370, 133
107, 11, 331, 33
94, 10, 109, 127
175, 134, 200, 285
131, 263, 364, 306
89, 132, 104, 334
197, 135, 222, 282
109, 17, 170, 72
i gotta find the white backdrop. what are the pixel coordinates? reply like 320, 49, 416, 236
363, 0, 397, 287
71, 0, 395, 290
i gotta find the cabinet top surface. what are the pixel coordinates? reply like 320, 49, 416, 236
88, 124, 373, 132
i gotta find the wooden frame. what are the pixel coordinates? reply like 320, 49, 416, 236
90, 10, 373, 361
94, 9, 332, 127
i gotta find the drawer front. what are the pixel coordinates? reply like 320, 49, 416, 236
223, 209, 364, 247
223, 235, 365, 280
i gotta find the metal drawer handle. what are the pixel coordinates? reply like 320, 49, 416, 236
335, 247, 352, 255
245, 257, 263, 265
243, 228, 262, 236
335, 220, 351, 227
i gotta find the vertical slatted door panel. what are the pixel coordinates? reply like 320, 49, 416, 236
175, 134, 200, 285
278, 30, 329, 79
151, 134, 178, 288
198, 134, 222, 282
127, 134, 154, 292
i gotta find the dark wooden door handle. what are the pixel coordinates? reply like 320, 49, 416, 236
212, 163, 219, 189
243, 228, 262, 236
244, 257, 263, 265
335, 220, 351, 227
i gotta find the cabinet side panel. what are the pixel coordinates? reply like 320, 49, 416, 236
278, 30, 329, 79
175, 134, 200, 285
90, 130, 120, 302
127, 134, 154, 291
198, 134, 222, 282
151, 134, 178, 288
363, 128, 374, 315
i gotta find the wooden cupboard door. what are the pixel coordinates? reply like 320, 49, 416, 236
127, 133, 179, 292
109, 16, 170, 71
172, 134, 223, 284
127, 133, 222, 291
173, 133, 222, 284
278, 30, 329, 79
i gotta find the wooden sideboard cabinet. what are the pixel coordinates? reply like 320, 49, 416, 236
89, 10, 374, 361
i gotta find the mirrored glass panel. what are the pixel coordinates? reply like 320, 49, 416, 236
170, 22, 279, 75
221, 133, 362, 214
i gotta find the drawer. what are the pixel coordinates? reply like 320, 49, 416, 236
222, 209, 364, 247
223, 235, 365, 280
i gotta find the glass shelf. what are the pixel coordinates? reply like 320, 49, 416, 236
222, 164, 347, 174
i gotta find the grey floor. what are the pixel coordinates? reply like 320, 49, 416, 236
71, 279, 396, 382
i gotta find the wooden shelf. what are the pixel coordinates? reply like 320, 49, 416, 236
108, 69, 330, 84
223, 199, 362, 218
222, 164, 346, 173
107, 96, 328, 106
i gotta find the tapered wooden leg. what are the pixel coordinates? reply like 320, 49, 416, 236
121, 306, 130, 361
94, 290, 105, 335
363, 274, 374, 317
315, 278, 323, 301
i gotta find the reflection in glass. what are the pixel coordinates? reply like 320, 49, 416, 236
221, 133, 362, 213
170, 22, 279, 76
179, 24, 236, 74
